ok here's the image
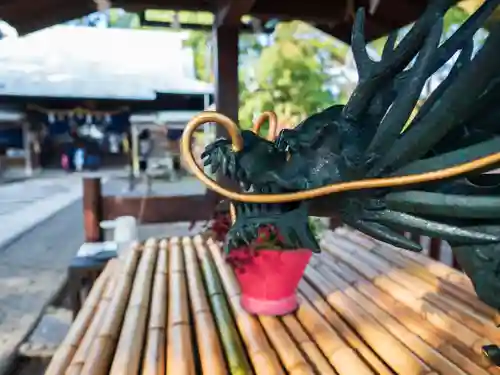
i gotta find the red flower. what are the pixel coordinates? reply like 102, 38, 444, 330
206, 211, 231, 242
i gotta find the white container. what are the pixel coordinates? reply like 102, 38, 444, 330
100, 216, 138, 254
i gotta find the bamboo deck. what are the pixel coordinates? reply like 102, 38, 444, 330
46, 228, 500, 375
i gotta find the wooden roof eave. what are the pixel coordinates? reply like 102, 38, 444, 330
2, 0, 437, 43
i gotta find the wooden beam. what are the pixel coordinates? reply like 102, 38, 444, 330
215, 0, 256, 27
116, 0, 210, 13
249, 0, 345, 24
360, 0, 427, 31
139, 16, 275, 33
2, 0, 94, 34
101, 195, 213, 223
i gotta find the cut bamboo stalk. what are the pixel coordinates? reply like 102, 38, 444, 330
68, 264, 120, 370
357, 238, 497, 319
347, 272, 491, 373
142, 239, 169, 375
281, 315, 336, 375
193, 236, 253, 375
336, 227, 377, 248
166, 237, 196, 375
294, 289, 375, 375
320, 264, 468, 375
298, 280, 392, 375
80, 247, 141, 375
327, 235, 497, 334
322, 240, 488, 352
156, 239, 169, 275
304, 267, 432, 375
424, 293, 500, 343
80, 336, 115, 375
257, 315, 314, 375
206, 238, 285, 375
142, 328, 166, 375
183, 236, 227, 375
148, 241, 169, 330
330, 238, 500, 343
45, 260, 115, 375
441, 344, 492, 375
365, 234, 474, 290
64, 363, 83, 375
110, 239, 157, 375
330, 229, 499, 371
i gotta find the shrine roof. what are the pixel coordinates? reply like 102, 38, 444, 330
0, 25, 212, 101
0, 0, 459, 43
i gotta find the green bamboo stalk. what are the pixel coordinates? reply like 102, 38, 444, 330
194, 238, 253, 375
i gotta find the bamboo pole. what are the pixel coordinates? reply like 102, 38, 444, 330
340, 227, 475, 292
45, 260, 115, 375
193, 236, 253, 375
206, 238, 285, 375
304, 266, 432, 375
142, 239, 169, 375
354, 279, 493, 375
183, 236, 227, 375
65, 261, 120, 374
294, 288, 375, 375
280, 315, 336, 375
110, 238, 158, 375
257, 315, 314, 375
310, 262, 468, 375
166, 237, 196, 375
328, 230, 494, 320
330, 229, 496, 372
202, 235, 313, 374
353, 235, 497, 320
80, 246, 141, 375
321, 239, 488, 353
324, 234, 500, 343
335, 234, 499, 351
297, 279, 392, 375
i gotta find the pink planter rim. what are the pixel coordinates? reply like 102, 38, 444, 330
227, 248, 312, 316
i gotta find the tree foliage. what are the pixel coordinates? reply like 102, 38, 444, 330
184, 20, 343, 129
239, 22, 339, 129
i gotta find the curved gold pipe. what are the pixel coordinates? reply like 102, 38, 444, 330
251, 111, 278, 141
181, 111, 500, 204
229, 203, 236, 224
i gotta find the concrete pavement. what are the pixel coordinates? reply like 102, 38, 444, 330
0, 175, 83, 250
0, 200, 84, 375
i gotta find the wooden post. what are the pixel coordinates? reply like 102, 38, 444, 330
452, 255, 462, 270
213, 24, 239, 122
211, 21, 240, 204
83, 177, 103, 242
329, 216, 342, 230
428, 237, 441, 261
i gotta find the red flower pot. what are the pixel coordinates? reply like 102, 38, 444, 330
227, 248, 312, 316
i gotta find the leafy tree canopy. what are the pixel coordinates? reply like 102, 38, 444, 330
239, 21, 341, 129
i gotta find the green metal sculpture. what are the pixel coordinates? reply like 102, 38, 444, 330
182, 0, 500, 323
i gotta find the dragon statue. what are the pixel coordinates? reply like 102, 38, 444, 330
181, 0, 500, 360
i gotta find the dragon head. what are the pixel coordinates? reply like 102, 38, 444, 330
200, 128, 320, 253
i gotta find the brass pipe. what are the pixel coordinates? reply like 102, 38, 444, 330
229, 203, 236, 224
252, 111, 278, 141
181, 111, 500, 204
